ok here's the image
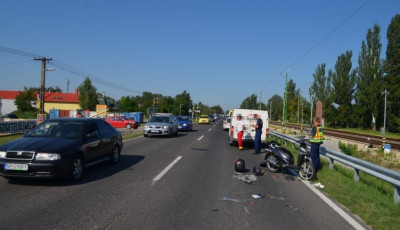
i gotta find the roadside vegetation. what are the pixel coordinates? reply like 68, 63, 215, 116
272, 136, 400, 230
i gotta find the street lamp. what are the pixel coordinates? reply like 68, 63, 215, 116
281, 70, 290, 126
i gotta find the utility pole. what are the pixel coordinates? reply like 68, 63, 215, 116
310, 94, 315, 124
282, 71, 289, 126
34, 57, 52, 114
259, 91, 262, 110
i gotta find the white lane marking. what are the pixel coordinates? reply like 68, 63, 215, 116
151, 156, 183, 185
208, 128, 212, 131
304, 182, 366, 230
198, 135, 204, 141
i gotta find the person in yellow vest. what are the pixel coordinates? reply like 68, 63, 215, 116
310, 117, 324, 172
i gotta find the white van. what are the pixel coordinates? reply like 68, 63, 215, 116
228, 109, 269, 146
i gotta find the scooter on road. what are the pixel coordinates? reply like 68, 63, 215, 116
262, 139, 316, 181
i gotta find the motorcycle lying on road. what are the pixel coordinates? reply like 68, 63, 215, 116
262, 139, 316, 181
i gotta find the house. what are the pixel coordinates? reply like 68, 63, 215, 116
0, 89, 81, 115
40, 89, 81, 114
0, 90, 19, 116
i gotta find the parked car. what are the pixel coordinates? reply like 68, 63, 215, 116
223, 117, 231, 131
105, 116, 138, 129
4, 114, 18, 119
123, 117, 141, 128
143, 114, 178, 137
198, 115, 210, 124
176, 115, 192, 131
208, 114, 216, 122
0, 118, 123, 182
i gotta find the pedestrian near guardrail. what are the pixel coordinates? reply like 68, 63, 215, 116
310, 117, 324, 172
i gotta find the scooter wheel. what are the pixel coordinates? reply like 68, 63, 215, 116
298, 161, 316, 181
266, 154, 280, 173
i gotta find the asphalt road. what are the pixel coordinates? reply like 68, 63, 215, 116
0, 119, 367, 230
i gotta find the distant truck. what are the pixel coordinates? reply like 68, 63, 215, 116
228, 109, 269, 146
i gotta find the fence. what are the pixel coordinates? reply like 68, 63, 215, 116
270, 131, 400, 204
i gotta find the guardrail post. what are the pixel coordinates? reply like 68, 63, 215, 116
329, 158, 334, 170
395, 186, 400, 204
354, 169, 360, 182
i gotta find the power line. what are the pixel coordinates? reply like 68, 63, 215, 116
0, 45, 143, 95
256, 0, 370, 94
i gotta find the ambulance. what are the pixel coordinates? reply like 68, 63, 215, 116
228, 109, 269, 146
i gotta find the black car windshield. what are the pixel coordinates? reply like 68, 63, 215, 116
177, 116, 189, 121
25, 121, 83, 139
149, 116, 170, 123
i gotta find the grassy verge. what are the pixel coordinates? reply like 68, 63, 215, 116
0, 134, 24, 146
272, 136, 400, 230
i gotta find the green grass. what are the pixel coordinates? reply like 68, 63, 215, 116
0, 134, 24, 146
122, 132, 143, 140
272, 136, 400, 230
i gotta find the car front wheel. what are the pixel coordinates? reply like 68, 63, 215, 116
68, 154, 84, 182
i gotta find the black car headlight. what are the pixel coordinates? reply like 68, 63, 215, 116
35, 153, 61, 161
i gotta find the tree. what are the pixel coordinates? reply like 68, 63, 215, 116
78, 77, 98, 111
309, 63, 335, 125
385, 14, 400, 132
119, 96, 138, 112
266, 94, 283, 121
14, 86, 37, 112
240, 94, 264, 109
331, 51, 357, 127
174, 90, 192, 115
356, 23, 384, 130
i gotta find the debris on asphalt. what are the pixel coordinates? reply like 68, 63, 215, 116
312, 182, 325, 189
221, 196, 250, 203
252, 194, 264, 199
233, 174, 258, 184
266, 194, 286, 200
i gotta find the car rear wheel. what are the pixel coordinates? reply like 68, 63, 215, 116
109, 146, 120, 164
68, 154, 84, 182
126, 124, 132, 129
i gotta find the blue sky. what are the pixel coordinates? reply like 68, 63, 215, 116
0, 0, 399, 111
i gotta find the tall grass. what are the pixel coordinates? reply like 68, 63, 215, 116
272, 136, 400, 230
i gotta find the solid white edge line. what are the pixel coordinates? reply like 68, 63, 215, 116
304, 181, 366, 230
198, 135, 204, 141
151, 156, 183, 185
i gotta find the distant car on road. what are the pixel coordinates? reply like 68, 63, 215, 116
223, 117, 231, 131
105, 116, 138, 129
176, 115, 192, 131
143, 114, 178, 137
208, 114, 215, 122
198, 115, 210, 124
0, 118, 123, 182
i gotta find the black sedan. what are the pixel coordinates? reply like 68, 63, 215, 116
0, 118, 123, 182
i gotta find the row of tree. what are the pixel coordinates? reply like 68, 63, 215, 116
237, 14, 400, 133
15, 77, 224, 118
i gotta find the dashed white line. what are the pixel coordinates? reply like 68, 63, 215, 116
151, 156, 182, 185
208, 128, 212, 131
198, 135, 204, 141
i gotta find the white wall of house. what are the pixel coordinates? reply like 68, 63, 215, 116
0, 98, 17, 115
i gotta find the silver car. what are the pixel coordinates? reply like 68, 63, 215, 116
143, 114, 179, 137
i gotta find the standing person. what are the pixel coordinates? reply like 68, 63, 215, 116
310, 117, 324, 171
236, 115, 245, 150
252, 114, 263, 154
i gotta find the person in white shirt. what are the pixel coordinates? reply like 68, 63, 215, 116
236, 115, 245, 150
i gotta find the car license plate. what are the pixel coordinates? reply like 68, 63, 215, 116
151, 130, 159, 133
4, 163, 28, 171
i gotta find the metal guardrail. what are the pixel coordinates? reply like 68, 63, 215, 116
270, 131, 400, 204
